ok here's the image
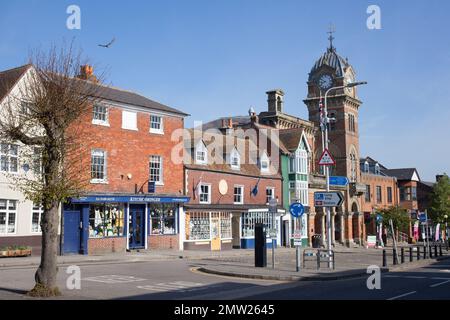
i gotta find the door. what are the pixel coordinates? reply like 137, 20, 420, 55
63, 211, 81, 254
211, 217, 221, 251
129, 205, 145, 249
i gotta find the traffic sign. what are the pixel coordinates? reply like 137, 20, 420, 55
289, 203, 305, 218
269, 229, 277, 239
293, 231, 302, 246
329, 176, 349, 186
314, 192, 344, 207
376, 214, 383, 223
318, 148, 336, 166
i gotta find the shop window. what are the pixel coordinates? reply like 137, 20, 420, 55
89, 203, 124, 238
31, 203, 44, 233
149, 204, 176, 235
150, 115, 164, 134
91, 149, 107, 183
187, 212, 210, 240
0, 144, 19, 173
92, 104, 109, 125
0, 199, 17, 234
220, 212, 232, 239
241, 211, 275, 238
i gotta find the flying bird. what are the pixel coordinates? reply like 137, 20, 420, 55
98, 37, 116, 48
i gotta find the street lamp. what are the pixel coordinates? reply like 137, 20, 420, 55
322, 81, 367, 269
444, 214, 448, 241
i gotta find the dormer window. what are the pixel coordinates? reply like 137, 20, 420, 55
375, 163, 380, 175
260, 151, 270, 173
364, 161, 369, 173
195, 141, 207, 165
230, 148, 240, 170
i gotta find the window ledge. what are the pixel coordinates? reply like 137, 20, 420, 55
122, 127, 138, 131
90, 179, 109, 185
149, 130, 164, 135
92, 121, 110, 127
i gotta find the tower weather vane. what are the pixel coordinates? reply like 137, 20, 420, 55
327, 24, 335, 51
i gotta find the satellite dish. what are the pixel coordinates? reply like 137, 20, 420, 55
218, 180, 228, 195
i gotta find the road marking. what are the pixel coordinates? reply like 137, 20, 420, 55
83, 275, 147, 284
387, 291, 417, 300
384, 275, 400, 278
430, 280, 450, 288
404, 276, 426, 279
137, 281, 208, 293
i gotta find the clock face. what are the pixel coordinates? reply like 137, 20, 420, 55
318, 74, 333, 90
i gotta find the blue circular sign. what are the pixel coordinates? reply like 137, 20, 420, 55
289, 203, 305, 218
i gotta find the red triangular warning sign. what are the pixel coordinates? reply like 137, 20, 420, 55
318, 148, 336, 166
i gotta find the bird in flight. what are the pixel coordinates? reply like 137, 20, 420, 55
98, 37, 116, 48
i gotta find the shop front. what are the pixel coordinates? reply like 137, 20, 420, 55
240, 209, 283, 249
62, 194, 189, 255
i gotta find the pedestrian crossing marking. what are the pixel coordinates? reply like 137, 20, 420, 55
137, 281, 207, 293
83, 275, 147, 284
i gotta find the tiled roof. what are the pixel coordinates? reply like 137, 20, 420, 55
278, 128, 304, 152
0, 64, 188, 116
382, 168, 421, 181
0, 64, 32, 104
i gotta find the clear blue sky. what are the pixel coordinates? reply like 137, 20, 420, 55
1, 0, 449, 181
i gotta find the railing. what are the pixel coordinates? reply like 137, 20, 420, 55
382, 240, 449, 267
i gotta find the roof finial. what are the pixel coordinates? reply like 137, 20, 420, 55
327, 23, 336, 52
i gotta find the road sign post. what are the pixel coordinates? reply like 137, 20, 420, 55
290, 202, 306, 272
268, 198, 278, 270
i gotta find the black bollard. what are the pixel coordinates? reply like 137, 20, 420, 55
430, 246, 433, 258
434, 245, 438, 257
382, 249, 387, 267
446, 240, 449, 251
409, 247, 413, 262
417, 246, 420, 260
423, 246, 427, 259
401, 248, 405, 264
393, 249, 398, 265
439, 244, 443, 257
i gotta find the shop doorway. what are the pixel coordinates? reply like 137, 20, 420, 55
129, 204, 145, 249
63, 210, 81, 255
211, 216, 221, 251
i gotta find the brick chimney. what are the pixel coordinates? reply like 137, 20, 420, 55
78, 65, 97, 82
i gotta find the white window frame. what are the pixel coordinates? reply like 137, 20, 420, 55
364, 161, 370, 173
149, 155, 163, 185
92, 104, 109, 126
266, 187, 275, 204
0, 143, 19, 174
234, 185, 244, 204
195, 141, 208, 165
90, 149, 107, 184
230, 148, 240, 170
122, 110, 138, 131
0, 199, 17, 235
199, 184, 211, 204
31, 204, 44, 234
150, 114, 164, 134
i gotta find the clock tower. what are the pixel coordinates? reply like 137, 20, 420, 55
303, 35, 365, 213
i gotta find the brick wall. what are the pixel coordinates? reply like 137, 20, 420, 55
148, 235, 179, 250
69, 103, 185, 195
88, 237, 126, 255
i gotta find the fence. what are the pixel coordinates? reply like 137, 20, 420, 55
382, 240, 449, 267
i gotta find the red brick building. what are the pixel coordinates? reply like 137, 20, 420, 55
182, 128, 283, 250
62, 66, 190, 255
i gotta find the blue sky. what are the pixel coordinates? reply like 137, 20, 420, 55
1, 0, 449, 181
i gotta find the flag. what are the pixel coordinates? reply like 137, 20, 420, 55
251, 178, 260, 197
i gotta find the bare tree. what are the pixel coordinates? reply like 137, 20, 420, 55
0, 43, 104, 296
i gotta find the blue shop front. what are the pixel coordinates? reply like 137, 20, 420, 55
61, 194, 190, 255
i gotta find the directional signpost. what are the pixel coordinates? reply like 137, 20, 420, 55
290, 202, 305, 272
314, 192, 344, 207
329, 176, 349, 187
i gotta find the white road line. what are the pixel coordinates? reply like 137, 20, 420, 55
430, 280, 450, 288
137, 281, 205, 293
384, 275, 401, 278
387, 291, 417, 300
404, 276, 426, 279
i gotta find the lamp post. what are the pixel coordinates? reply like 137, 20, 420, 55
322, 81, 367, 269
444, 214, 448, 241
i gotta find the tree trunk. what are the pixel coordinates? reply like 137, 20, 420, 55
29, 202, 61, 297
